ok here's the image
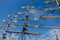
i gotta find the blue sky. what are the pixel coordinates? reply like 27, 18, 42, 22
0, 0, 60, 40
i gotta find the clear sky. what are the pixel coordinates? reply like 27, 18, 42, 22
0, 0, 60, 40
